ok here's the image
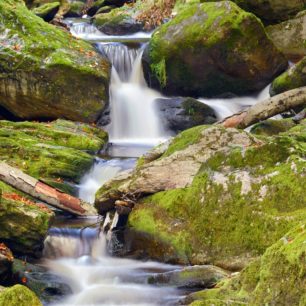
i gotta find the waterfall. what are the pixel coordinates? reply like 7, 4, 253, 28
97, 43, 168, 147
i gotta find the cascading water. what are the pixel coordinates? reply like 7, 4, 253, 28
97, 43, 168, 148
45, 225, 184, 306
42, 19, 276, 306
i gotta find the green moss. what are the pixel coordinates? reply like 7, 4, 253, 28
189, 224, 306, 305
129, 124, 306, 266
151, 58, 167, 88
0, 120, 108, 189
250, 119, 296, 136
162, 125, 208, 157
0, 285, 42, 306
271, 56, 306, 95
32, 2, 59, 17
0, 0, 110, 122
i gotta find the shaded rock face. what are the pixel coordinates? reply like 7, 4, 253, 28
271, 56, 306, 96
155, 97, 217, 132
266, 11, 306, 61
143, 1, 287, 98
0, 244, 13, 285
187, 224, 306, 306
0, 0, 110, 123
0, 284, 42, 306
12, 259, 72, 304
95, 123, 306, 269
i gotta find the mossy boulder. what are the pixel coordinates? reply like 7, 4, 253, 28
271, 56, 306, 96
143, 1, 287, 97
187, 224, 306, 305
93, 6, 144, 35
96, 123, 306, 269
0, 119, 108, 193
201, 0, 306, 23
32, 2, 59, 21
0, 285, 42, 306
0, 0, 110, 123
266, 11, 306, 61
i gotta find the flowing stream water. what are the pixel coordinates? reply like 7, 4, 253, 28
43, 21, 271, 306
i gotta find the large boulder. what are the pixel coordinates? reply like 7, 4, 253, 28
270, 56, 306, 96
266, 11, 306, 61
143, 1, 287, 98
95, 122, 306, 269
0, 0, 110, 123
187, 224, 306, 305
0, 285, 42, 306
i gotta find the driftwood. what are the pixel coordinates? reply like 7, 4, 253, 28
0, 162, 97, 216
221, 86, 306, 129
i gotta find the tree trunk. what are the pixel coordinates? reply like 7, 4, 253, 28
221, 86, 306, 129
0, 162, 97, 216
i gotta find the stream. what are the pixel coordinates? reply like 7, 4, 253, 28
41, 19, 271, 306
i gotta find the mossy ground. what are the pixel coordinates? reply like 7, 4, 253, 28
129, 124, 306, 267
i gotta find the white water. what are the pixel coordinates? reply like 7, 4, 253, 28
98, 43, 168, 147
200, 84, 270, 120
45, 227, 184, 306
78, 158, 136, 204
68, 21, 152, 42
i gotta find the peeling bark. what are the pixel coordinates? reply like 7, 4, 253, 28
0, 162, 97, 216
221, 87, 306, 129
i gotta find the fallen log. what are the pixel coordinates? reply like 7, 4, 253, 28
221, 86, 306, 129
0, 162, 97, 216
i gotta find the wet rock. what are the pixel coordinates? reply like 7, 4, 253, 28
271, 56, 306, 96
143, 1, 287, 97
12, 259, 72, 304
156, 97, 217, 132
148, 265, 228, 289
187, 224, 306, 305
266, 11, 306, 61
0, 284, 42, 306
0, 0, 110, 123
